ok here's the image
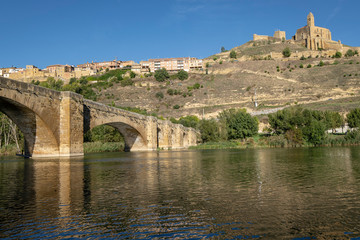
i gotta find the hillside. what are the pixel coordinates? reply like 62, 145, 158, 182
97, 54, 360, 119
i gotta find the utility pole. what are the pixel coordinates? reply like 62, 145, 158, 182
254, 87, 258, 108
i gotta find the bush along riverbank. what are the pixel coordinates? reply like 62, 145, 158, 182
184, 107, 360, 149
190, 131, 360, 150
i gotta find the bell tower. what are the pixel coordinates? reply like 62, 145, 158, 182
307, 12, 315, 27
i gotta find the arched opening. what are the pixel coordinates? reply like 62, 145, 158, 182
0, 97, 59, 157
84, 122, 148, 152
84, 124, 125, 153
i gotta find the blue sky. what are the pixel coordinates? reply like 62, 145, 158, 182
1, 0, 358, 69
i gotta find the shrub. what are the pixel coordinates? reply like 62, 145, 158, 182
318, 60, 324, 67
193, 83, 201, 89
307, 64, 312, 68
130, 71, 136, 78
345, 49, 355, 57
173, 104, 180, 109
177, 70, 189, 80
300, 56, 306, 60
167, 89, 174, 95
230, 50, 237, 59
334, 51, 342, 58
155, 92, 164, 100
120, 78, 133, 87
282, 47, 291, 58
172, 115, 200, 128
154, 68, 169, 82
299, 64, 304, 68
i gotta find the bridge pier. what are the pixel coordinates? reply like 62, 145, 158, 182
58, 92, 84, 157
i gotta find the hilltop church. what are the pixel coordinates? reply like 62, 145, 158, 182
253, 12, 343, 51
292, 12, 342, 51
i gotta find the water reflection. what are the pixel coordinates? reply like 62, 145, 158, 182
1, 148, 360, 239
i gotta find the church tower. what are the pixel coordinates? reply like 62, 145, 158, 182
307, 12, 315, 27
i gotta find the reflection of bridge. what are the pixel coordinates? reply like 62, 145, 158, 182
0, 77, 198, 157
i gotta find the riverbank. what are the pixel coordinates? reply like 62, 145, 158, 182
83, 141, 124, 153
0, 145, 18, 156
0, 142, 125, 157
190, 133, 360, 150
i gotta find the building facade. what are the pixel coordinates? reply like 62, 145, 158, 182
293, 12, 342, 50
140, 57, 203, 73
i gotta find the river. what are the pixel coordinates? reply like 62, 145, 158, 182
1, 147, 360, 239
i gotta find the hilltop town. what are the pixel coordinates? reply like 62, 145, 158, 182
1, 13, 360, 121
0, 58, 203, 83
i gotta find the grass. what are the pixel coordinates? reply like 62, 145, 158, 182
83, 142, 124, 153
0, 144, 18, 156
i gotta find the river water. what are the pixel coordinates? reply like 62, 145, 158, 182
1, 147, 360, 239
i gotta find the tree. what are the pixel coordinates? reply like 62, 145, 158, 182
219, 108, 258, 139
84, 125, 123, 143
198, 119, 221, 142
230, 50, 237, 59
302, 120, 326, 146
324, 111, 344, 132
285, 128, 303, 147
221, 46, 226, 52
177, 70, 188, 80
154, 68, 169, 82
334, 51, 342, 58
345, 49, 355, 57
282, 47, 291, 58
347, 108, 360, 128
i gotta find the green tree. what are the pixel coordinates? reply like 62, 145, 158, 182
198, 119, 221, 142
84, 125, 123, 143
285, 128, 303, 147
302, 120, 326, 146
334, 51, 342, 58
154, 68, 169, 82
282, 47, 291, 57
177, 70, 189, 80
345, 49, 355, 57
177, 115, 200, 128
230, 50, 237, 59
347, 108, 360, 128
221, 46, 226, 52
324, 111, 344, 132
219, 108, 258, 139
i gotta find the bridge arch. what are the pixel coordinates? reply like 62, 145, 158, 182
83, 102, 153, 151
0, 96, 59, 157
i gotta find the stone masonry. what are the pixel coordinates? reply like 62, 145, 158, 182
0, 77, 198, 157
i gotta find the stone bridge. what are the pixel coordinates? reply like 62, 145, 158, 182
0, 77, 198, 157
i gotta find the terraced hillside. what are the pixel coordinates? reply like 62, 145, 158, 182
97, 54, 360, 119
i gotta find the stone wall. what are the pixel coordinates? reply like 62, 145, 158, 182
0, 77, 198, 157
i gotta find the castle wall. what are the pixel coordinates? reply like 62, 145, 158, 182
253, 34, 270, 41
